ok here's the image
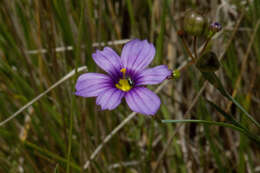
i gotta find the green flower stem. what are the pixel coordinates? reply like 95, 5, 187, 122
199, 36, 212, 56
180, 36, 196, 60
193, 36, 198, 59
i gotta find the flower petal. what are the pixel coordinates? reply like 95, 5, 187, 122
96, 88, 125, 110
121, 39, 155, 73
135, 65, 171, 85
92, 47, 121, 78
75, 73, 113, 97
125, 87, 160, 115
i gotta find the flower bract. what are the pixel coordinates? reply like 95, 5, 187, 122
75, 39, 171, 115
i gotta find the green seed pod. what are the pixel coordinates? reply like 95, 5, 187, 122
183, 10, 207, 36
196, 51, 220, 72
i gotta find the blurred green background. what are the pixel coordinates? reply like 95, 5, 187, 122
0, 0, 260, 172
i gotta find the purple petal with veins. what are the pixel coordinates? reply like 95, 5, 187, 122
135, 65, 172, 86
121, 39, 155, 73
125, 87, 160, 115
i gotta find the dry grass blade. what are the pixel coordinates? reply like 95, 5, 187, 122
27, 39, 131, 54
0, 66, 87, 127
83, 112, 137, 169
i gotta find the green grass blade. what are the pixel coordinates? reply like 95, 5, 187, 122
162, 118, 260, 145
206, 100, 260, 145
126, 0, 137, 35
162, 119, 246, 133
206, 99, 246, 130
201, 71, 260, 129
155, 0, 167, 64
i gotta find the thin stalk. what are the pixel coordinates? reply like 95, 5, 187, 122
178, 60, 195, 73
193, 36, 198, 59
180, 37, 195, 60
199, 36, 211, 56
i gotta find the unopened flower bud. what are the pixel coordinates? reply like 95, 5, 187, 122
173, 70, 180, 78
183, 10, 207, 36
196, 51, 220, 72
210, 22, 222, 33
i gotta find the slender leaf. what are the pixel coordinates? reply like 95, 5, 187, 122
200, 71, 260, 129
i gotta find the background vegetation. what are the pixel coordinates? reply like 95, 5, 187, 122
0, 0, 259, 172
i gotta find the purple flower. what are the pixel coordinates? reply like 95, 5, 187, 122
75, 39, 171, 115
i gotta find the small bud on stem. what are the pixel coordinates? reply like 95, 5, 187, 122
210, 22, 222, 33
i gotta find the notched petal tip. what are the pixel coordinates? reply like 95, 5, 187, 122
121, 39, 156, 73
92, 47, 121, 77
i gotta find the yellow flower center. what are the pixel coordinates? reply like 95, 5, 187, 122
115, 79, 132, 92
115, 68, 133, 92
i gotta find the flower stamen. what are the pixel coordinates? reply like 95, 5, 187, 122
116, 68, 132, 92
120, 68, 127, 78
